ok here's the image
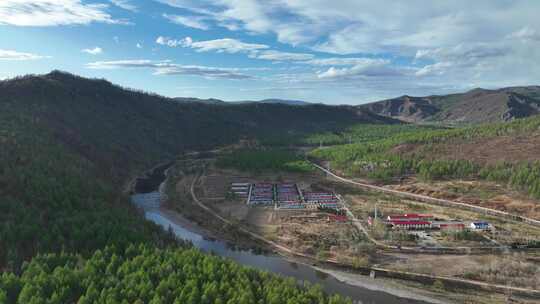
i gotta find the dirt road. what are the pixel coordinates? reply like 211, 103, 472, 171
310, 161, 540, 227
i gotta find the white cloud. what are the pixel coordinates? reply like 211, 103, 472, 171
136, 43, 143, 49
154, 65, 253, 79
156, 36, 269, 53
156, 36, 192, 47
86, 59, 253, 79
249, 50, 314, 61
82, 47, 103, 55
110, 0, 137, 12
508, 26, 540, 42
415, 44, 509, 62
415, 62, 453, 77
413, 44, 511, 77
0, 0, 130, 26
156, 36, 316, 62
0, 49, 49, 60
86, 59, 170, 69
153, 1, 540, 53
316, 59, 402, 79
163, 13, 209, 30
306, 57, 382, 66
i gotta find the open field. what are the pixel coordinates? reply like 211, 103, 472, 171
392, 135, 540, 166
386, 179, 540, 220
161, 154, 540, 302
193, 164, 373, 263
382, 252, 540, 291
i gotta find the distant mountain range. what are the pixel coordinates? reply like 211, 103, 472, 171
360, 86, 540, 124
176, 85, 540, 124
174, 97, 313, 106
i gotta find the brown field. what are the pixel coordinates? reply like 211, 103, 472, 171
166, 159, 540, 294
195, 164, 373, 264
391, 134, 540, 165
383, 252, 540, 290
387, 179, 540, 220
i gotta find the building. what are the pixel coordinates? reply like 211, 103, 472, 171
387, 214, 433, 221
470, 221, 490, 230
248, 183, 274, 205
388, 220, 431, 230
230, 183, 251, 200
431, 221, 465, 230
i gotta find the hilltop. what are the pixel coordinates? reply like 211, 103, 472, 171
360, 86, 540, 124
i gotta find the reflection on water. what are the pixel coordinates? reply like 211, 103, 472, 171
144, 210, 429, 304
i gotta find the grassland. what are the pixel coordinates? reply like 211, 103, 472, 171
216, 148, 314, 173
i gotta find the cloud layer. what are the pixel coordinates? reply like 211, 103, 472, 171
0, 0, 129, 26
2, 0, 540, 103
82, 47, 103, 55
0, 49, 49, 60
86, 60, 254, 80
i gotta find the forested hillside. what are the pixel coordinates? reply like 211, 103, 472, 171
310, 115, 540, 199
0, 71, 369, 302
0, 246, 350, 304
0, 95, 176, 271
0, 71, 396, 182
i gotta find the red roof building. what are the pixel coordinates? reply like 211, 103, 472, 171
388, 220, 431, 229
387, 214, 433, 221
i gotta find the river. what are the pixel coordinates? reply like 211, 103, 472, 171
131, 164, 438, 304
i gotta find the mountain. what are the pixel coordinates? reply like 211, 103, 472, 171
174, 97, 312, 106
174, 97, 226, 105
360, 86, 540, 124
0, 71, 396, 181
0, 70, 397, 272
251, 99, 312, 106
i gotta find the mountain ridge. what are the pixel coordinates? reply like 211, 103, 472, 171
360, 86, 540, 124
358, 86, 540, 124
174, 97, 313, 106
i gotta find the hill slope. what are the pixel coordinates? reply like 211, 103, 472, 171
0, 70, 397, 269
360, 86, 540, 124
1, 71, 396, 182
0, 70, 364, 303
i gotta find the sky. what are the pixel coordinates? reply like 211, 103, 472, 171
1, 0, 540, 104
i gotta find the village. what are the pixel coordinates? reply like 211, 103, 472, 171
229, 180, 493, 248
165, 152, 540, 301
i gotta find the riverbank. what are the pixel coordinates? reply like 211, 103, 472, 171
136, 160, 533, 304
158, 204, 449, 304
313, 267, 450, 304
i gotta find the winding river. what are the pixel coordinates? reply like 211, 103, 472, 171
131, 164, 436, 304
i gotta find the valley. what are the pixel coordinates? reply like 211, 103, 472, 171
154, 146, 540, 304
3, 2, 540, 303
1, 72, 540, 304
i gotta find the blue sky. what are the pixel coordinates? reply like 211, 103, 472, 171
1, 0, 540, 104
